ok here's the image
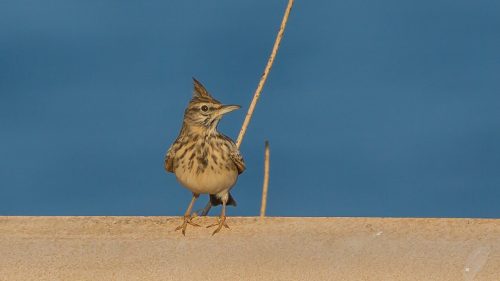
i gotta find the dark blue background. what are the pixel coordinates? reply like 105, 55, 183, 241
1, 1, 499, 217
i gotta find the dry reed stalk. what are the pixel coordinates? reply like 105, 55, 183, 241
235, 0, 294, 148
260, 141, 270, 218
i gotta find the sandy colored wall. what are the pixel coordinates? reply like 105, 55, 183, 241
0, 216, 499, 280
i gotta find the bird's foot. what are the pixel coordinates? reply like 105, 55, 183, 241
175, 215, 200, 235
207, 216, 229, 235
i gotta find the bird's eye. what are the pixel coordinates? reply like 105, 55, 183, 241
201, 105, 209, 112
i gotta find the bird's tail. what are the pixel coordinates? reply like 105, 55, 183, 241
209, 192, 237, 207
198, 193, 236, 216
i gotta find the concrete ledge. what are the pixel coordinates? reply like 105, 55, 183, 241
1, 216, 499, 280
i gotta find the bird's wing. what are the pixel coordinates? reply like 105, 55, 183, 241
164, 144, 175, 173
165, 138, 185, 173
165, 126, 188, 173
220, 134, 246, 174
230, 148, 246, 175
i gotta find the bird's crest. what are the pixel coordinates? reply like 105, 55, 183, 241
192, 78, 219, 103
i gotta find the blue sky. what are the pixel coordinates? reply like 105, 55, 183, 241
1, 1, 499, 217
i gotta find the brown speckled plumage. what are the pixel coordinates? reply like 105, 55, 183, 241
165, 78, 245, 235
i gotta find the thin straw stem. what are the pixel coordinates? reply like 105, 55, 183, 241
260, 141, 270, 218
236, 0, 294, 148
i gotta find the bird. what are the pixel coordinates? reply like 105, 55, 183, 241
165, 78, 245, 235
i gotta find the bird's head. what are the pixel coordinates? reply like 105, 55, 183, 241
183, 78, 241, 131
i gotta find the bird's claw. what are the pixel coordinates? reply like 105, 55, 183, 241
207, 216, 229, 235
175, 215, 200, 235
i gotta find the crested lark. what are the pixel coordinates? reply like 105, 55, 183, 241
165, 78, 245, 235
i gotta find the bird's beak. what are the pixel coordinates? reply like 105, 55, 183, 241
217, 105, 241, 116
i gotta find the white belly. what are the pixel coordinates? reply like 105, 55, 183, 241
175, 166, 238, 195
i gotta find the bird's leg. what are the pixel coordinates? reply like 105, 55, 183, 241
192, 200, 212, 217
207, 199, 229, 235
200, 201, 212, 216
175, 193, 200, 235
